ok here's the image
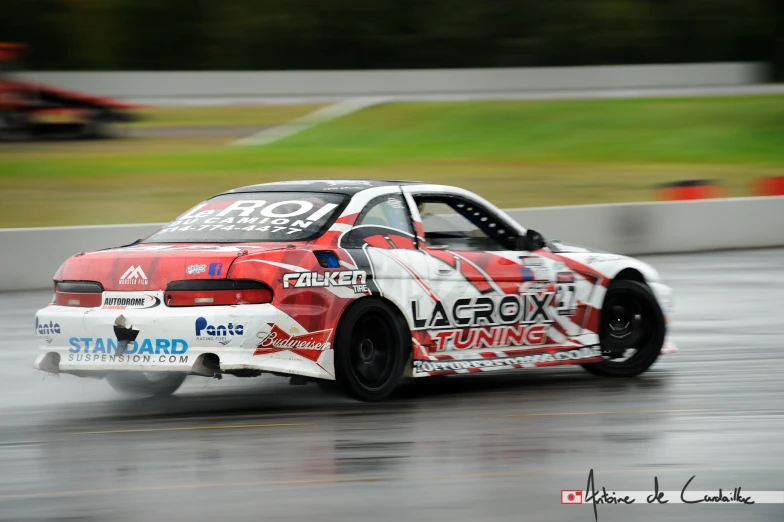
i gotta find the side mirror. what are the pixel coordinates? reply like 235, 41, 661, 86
515, 229, 546, 251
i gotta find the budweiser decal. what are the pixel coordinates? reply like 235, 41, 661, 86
254, 324, 333, 355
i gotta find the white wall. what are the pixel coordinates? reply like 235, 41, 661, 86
18, 63, 767, 101
2, 197, 782, 291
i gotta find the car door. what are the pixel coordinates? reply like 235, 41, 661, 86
402, 190, 576, 355
338, 192, 432, 333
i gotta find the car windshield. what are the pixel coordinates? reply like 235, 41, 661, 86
143, 192, 347, 243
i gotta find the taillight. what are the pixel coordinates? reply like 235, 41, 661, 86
54, 281, 103, 307
164, 280, 272, 307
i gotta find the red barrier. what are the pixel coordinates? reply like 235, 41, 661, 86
657, 180, 723, 201
753, 176, 784, 197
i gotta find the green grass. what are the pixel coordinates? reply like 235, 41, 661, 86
1, 96, 783, 227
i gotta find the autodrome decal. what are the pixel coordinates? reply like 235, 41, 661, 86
412, 347, 602, 375
101, 293, 161, 310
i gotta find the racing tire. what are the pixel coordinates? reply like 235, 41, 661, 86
106, 372, 187, 397
581, 280, 665, 378
333, 298, 409, 402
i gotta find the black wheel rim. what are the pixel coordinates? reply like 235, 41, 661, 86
348, 311, 396, 391
599, 289, 654, 366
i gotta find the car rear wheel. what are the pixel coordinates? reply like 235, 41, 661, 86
106, 372, 186, 397
581, 280, 665, 377
333, 298, 409, 401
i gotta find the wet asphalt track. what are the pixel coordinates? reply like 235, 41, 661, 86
0, 249, 782, 522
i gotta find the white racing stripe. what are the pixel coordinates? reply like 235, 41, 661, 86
236, 259, 307, 272
230, 97, 389, 146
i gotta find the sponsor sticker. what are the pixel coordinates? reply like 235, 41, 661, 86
186, 264, 206, 275
254, 324, 332, 353
67, 353, 190, 364
412, 293, 552, 330
282, 270, 367, 292
119, 265, 148, 285
156, 197, 342, 238
412, 346, 601, 375
521, 256, 544, 267
35, 317, 60, 344
557, 271, 575, 283
101, 292, 161, 310
195, 317, 244, 345
68, 337, 188, 355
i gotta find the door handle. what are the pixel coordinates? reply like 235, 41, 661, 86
437, 267, 454, 275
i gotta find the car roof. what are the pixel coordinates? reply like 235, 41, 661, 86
221, 179, 427, 196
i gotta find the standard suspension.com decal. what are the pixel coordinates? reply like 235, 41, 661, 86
66, 338, 190, 364
413, 346, 602, 375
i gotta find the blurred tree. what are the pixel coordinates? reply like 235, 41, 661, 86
0, 0, 778, 72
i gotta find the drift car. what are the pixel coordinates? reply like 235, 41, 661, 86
34, 180, 675, 401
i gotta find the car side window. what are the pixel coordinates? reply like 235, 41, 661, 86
355, 195, 414, 233
344, 194, 416, 248
414, 196, 512, 251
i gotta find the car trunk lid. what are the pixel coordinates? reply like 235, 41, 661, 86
58, 243, 291, 291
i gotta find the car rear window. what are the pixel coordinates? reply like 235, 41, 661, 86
143, 192, 347, 243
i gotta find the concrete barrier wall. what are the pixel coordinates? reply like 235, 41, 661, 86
0, 224, 160, 293
18, 63, 767, 100
1, 197, 782, 292
505, 197, 784, 255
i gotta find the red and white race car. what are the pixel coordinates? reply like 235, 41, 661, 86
34, 180, 675, 401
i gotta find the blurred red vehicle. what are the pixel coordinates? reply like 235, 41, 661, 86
0, 43, 141, 139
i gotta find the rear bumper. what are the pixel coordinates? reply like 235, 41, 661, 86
33, 296, 335, 380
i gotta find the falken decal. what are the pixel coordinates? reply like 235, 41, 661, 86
282, 270, 367, 291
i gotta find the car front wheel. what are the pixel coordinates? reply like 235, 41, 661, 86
582, 280, 665, 377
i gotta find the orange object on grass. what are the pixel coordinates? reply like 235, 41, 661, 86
657, 180, 723, 201
752, 176, 784, 197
